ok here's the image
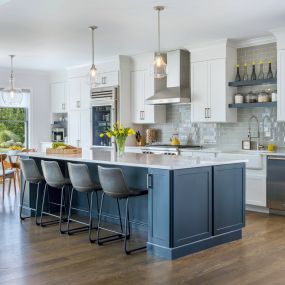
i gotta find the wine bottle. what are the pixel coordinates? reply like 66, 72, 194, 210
235, 64, 241, 81
267, 60, 273, 79
243, 63, 249, 81
251, 61, 257, 80
258, 60, 264, 80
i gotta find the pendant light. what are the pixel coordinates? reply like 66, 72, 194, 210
153, 6, 167, 79
2, 55, 23, 106
89, 25, 98, 84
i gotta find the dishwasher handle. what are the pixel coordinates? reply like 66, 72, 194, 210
268, 156, 285, 160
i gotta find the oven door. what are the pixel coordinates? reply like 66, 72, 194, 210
91, 101, 116, 147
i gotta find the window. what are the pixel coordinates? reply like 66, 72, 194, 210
0, 108, 28, 149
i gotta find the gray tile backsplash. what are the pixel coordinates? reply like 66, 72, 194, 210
143, 43, 284, 149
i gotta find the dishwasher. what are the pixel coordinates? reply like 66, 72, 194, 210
267, 156, 285, 211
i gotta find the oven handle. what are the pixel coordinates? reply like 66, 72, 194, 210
268, 156, 285, 160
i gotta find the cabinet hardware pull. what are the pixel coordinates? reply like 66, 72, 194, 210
76, 101, 81, 108
268, 156, 285, 160
142, 111, 144, 120
204, 108, 207, 118
147, 174, 153, 188
62, 103, 65, 110
102, 76, 106, 85
208, 108, 211, 118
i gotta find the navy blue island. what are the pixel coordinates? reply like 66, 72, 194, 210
21, 150, 246, 260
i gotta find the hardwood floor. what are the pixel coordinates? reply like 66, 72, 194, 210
1, 190, 285, 285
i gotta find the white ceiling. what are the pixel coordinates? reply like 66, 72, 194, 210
0, 0, 284, 71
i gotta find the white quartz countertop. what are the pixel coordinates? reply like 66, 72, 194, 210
20, 150, 246, 170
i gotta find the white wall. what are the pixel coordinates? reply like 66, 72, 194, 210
0, 67, 50, 150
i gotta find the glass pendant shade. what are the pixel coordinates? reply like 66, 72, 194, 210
1, 55, 23, 106
154, 52, 167, 79
153, 6, 167, 79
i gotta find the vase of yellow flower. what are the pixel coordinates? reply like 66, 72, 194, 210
99, 122, 136, 156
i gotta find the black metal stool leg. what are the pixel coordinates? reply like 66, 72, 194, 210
124, 198, 146, 255
35, 182, 41, 225
59, 185, 66, 234
89, 191, 95, 243
40, 183, 47, 227
96, 192, 104, 244
117, 198, 123, 233
67, 187, 74, 235
19, 180, 26, 220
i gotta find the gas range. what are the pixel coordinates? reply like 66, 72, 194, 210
141, 144, 202, 155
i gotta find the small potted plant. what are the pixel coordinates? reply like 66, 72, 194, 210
100, 122, 136, 156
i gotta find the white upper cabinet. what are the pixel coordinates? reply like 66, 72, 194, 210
190, 41, 237, 123
68, 76, 90, 111
95, 71, 119, 88
130, 52, 166, 124
50, 82, 68, 113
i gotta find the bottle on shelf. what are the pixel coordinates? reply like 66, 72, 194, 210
267, 60, 273, 79
235, 64, 241, 81
251, 61, 257, 80
243, 63, 249, 81
258, 60, 264, 80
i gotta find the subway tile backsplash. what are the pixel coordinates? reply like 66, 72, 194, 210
143, 43, 284, 149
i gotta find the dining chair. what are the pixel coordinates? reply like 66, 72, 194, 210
0, 154, 16, 198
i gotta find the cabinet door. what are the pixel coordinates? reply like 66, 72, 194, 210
143, 69, 156, 123
246, 174, 266, 207
80, 109, 91, 149
173, 167, 212, 247
51, 82, 66, 113
96, 71, 119, 87
191, 61, 209, 122
213, 164, 245, 235
68, 78, 81, 110
80, 77, 91, 110
208, 59, 226, 122
68, 110, 80, 147
131, 70, 145, 123
277, 49, 285, 121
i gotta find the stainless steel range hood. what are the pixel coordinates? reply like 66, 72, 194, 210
146, 49, 190, 105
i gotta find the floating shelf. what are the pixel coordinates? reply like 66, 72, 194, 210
228, 78, 277, 87
229, 102, 277, 108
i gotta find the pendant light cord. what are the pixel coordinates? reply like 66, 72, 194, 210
9, 55, 15, 88
91, 28, 94, 65
157, 9, 160, 53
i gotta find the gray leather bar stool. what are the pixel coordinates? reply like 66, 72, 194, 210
19, 159, 45, 225
40, 160, 70, 233
67, 163, 102, 239
97, 166, 148, 255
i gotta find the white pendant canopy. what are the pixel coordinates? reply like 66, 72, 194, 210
2, 55, 23, 106
153, 6, 167, 79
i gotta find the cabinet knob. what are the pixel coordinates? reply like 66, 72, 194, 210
102, 76, 107, 85
147, 174, 153, 188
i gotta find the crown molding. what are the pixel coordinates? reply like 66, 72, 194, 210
234, 35, 276, 48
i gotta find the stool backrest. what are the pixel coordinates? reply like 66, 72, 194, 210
20, 159, 42, 181
41, 160, 65, 187
67, 163, 94, 191
98, 166, 129, 198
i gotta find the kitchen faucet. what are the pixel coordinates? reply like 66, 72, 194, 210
248, 115, 260, 150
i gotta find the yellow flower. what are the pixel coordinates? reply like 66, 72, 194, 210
268, 60, 272, 64
236, 64, 239, 68
252, 61, 256, 65
244, 63, 247, 67
113, 130, 118, 136
99, 133, 104, 138
259, 60, 264, 64
106, 132, 112, 138
128, 128, 135, 136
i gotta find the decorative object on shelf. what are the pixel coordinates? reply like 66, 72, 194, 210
267, 60, 274, 79
258, 60, 265, 80
89, 25, 98, 85
135, 131, 145, 146
1, 55, 23, 106
153, 6, 167, 79
145, 128, 157, 145
271, 90, 277, 102
229, 102, 277, 108
257, 90, 269, 103
99, 122, 135, 156
235, 64, 241, 81
242, 63, 249, 81
234, 93, 244, 104
250, 61, 257, 80
267, 144, 276, 152
244, 91, 257, 103
170, 134, 180, 146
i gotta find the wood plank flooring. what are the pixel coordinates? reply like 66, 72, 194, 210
1, 190, 285, 285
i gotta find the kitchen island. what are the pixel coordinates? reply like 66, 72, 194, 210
20, 150, 246, 260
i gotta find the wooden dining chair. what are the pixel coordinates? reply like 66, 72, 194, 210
0, 154, 16, 198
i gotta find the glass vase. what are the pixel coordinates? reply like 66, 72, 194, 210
116, 136, 127, 157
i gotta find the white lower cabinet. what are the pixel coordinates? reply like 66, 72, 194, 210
246, 173, 267, 207
68, 109, 91, 149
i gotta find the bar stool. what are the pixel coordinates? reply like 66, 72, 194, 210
40, 160, 70, 233
97, 166, 148, 255
67, 162, 102, 239
19, 159, 45, 224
